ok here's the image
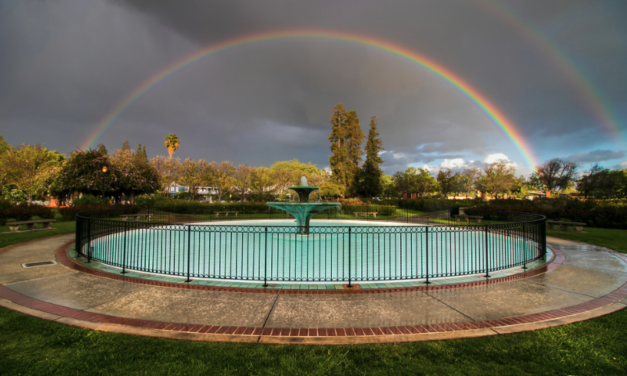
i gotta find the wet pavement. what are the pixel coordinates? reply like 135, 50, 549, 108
1, 234, 626, 344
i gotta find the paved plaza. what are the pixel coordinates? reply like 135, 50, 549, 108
1, 234, 626, 344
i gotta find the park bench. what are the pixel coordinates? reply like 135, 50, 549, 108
354, 212, 378, 218
215, 211, 239, 218
7, 219, 56, 233
453, 215, 483, 223
546, 220, 586, 232
119, 214, 152, 221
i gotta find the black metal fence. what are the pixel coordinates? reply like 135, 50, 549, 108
76, 207, 546, 285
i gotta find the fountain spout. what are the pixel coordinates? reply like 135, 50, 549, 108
266, 176, 340, 234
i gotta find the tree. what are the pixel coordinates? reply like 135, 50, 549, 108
122, 140, 131, 151
53, 149, 113, 200
135, 144, 148, 163
577, 164, 623, 199
164, 134, 180, 161
393, 167, 437, 198
0, 135, 14, 197
531, 158, 578, 198
319, 181, 344, 198
328, 103, 349, 196
476, 161, 517, 199
149, 155, 182, 193
345, 110, 365, 195
437, 169, 459, 199
111, 147, 160, 203
250, 167, 279, 200
214, 161, 236, 201
232, 164, 253, 199
269, 159, 327, 196
2, 144, 65, 204
460, 167, 481, 198
358, 116, 385, 197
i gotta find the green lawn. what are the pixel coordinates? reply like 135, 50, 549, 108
0, 221, 76, 248
547, 227, 627, 254
1, 223, 626, 374
0, 304, 625, 375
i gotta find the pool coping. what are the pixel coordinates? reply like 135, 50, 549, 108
1, 237, 626, 345
59, 242, 559, 294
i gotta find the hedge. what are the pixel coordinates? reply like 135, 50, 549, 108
397, 198, 479, 212
476, 199, 627, 229
0, 205, 55, 226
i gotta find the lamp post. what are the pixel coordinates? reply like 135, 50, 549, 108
101, 166, 108, 199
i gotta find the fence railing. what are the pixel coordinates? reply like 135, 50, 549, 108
76, 207, 546, 285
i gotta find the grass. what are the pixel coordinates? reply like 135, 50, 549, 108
547, 227, 627, 254
0, 304, 625, 375
1, 221, 626, 374
0, 221, 76, 249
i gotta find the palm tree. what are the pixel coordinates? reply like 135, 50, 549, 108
164, 134, 180, 161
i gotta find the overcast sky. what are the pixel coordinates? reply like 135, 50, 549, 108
1, 0, 626, 176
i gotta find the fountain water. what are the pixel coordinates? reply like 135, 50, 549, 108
266, 176, 341, 234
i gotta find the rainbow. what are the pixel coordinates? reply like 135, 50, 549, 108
82, 29, 539, 168
474, 0, 624, 145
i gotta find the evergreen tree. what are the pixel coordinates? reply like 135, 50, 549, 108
359, 116, 384, 197
122, 140, 131, 151
345, 110, 365, 196
96, 144, 108, 155
328, 103, 349, 197
135, 143, 148, 162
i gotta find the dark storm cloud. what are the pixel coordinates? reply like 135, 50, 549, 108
1, 0, 625, 174
563, 149, 625, 164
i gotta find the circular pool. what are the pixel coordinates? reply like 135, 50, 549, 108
76, 209, 546, 284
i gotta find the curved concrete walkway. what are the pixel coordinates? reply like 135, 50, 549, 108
1, 234, 626, 345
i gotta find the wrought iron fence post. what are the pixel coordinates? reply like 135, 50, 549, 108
121, 221, 128, 274
348, 227, 352, 287
484, 225, 490, 278
186, 225, 192, 282
425, 226, 430, 284
87, 218, 91, 263
522, 223, 528, 269
263, 227, 268, 287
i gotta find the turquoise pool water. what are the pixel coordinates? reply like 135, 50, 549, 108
88, 219, 541, 283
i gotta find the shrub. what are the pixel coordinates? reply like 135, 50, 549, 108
340, 204, 396, 216
58, 204, 140, 222
398, 198, 478, 212
72, 195, 109, 206
473, 199, 627, 229
0, 204, 54, 225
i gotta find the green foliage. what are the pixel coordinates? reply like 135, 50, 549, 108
340, 204, 396, 216
134, 194, 171, 207
328, 103, 364, 196
1, 143, 64, 203
319, 181, 345, 198
477, 198, 627, 229
393, 167, 438, 197
164, 134, 180, 159
0, 204, 54, 225
531, 158, 578, 197
578, 165, 627, 199
71, 195, 110, 206
358, 116, 384, 197
57, 204, 139, 222
398, 198, 478, 212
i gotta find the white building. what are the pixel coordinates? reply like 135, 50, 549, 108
168, 183, 219, 201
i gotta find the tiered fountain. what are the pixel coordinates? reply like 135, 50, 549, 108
266, 176, 341, 235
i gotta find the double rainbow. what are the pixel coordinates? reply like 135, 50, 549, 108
81, 29, 539, 168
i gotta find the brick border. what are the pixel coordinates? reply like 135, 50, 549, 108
56, 241, 562, 294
